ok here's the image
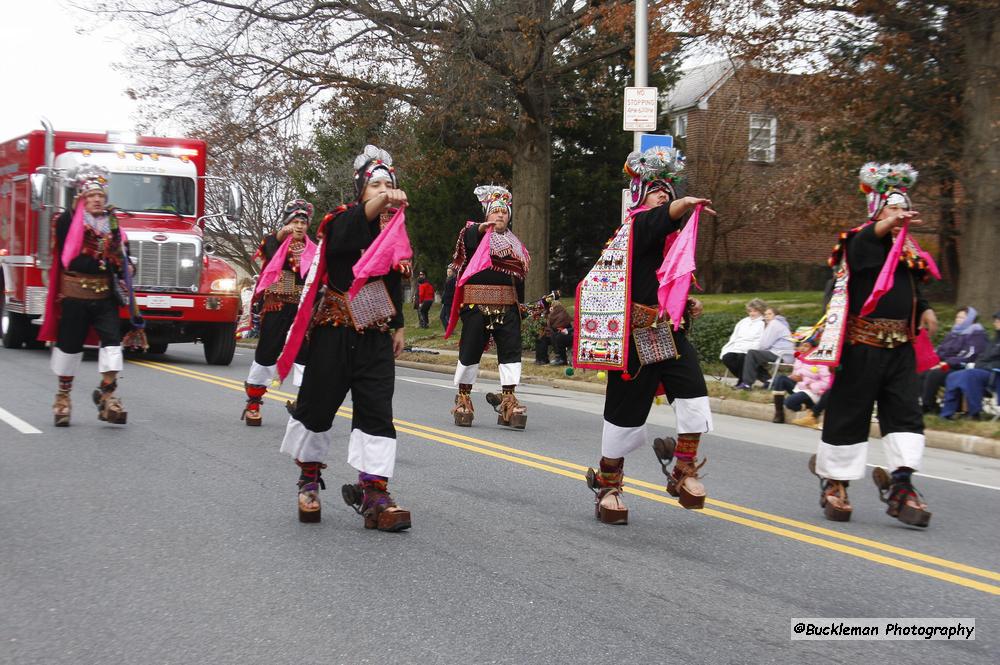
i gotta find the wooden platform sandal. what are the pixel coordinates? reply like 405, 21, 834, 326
296, 461, 326, 523
53, 391, 71, 427
872, 467, 931, 528
242, 382, 266, 426
452, 389, 474, 427
652, 437, 707, 510
808, 454, 852, 522
485, 389, 527, 429
585, 458, 628, 524
342, 477, 412, 532
93, 381, 127, 425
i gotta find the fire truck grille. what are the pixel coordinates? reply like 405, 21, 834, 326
133, 240, 200, 291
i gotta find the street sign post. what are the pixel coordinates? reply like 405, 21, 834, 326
639, 133, 673, 152
623, 87, 658, 132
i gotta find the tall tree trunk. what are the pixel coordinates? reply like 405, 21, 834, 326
512, 119, 551, 300
957, 8, 1000, 314
937, 176, 960, 286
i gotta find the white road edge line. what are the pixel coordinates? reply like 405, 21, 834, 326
0, 406, 42, 434
876, 466, 1000, 491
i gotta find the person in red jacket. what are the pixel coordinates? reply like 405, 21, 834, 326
417, 272, 435, 328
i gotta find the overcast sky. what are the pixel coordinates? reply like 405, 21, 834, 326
0, 2, 721, 144
0, 1, 140, 140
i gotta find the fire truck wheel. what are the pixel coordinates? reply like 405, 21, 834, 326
203, 322, 237, 365
2, 312, 37, 349
147, 343, 168, 355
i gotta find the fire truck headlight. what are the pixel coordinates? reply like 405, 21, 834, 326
211, 278, 237, 292
180, 258, 195, 268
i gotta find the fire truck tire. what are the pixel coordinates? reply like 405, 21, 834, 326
147, 343, 168, 355
2, 312, 35, 349
203, 322, 237, 365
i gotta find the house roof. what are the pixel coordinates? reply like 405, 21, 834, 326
663, 60, 737, 113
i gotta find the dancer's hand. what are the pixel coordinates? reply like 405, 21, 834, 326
687, 297, 704, 319
392, 328, 406, 358
920, 308, 938, 337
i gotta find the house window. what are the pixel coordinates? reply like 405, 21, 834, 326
748, 114, 777, 162
673, 113, 687, 139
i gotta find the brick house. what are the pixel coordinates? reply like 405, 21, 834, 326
663, 60, 861, 291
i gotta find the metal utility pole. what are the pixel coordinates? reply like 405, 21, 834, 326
634, 0, 648, 152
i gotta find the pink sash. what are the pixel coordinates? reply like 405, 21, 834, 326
656, 204, 702, 330
254, 234, 317, 296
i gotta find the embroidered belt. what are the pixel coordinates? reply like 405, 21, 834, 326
462, 284, 517, 306
847, 315, 910, 348
312, 282, 395, 333
60, 272, 112, 300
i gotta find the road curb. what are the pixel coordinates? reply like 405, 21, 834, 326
395, 359, 1000, 460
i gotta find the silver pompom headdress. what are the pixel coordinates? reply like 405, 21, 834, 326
68, 163, 110, 197
858, 162, 918, 220
474, 185, 512, 218
281, 198, 314, 225
624, 146, 684, 209
353, 145, 396, 200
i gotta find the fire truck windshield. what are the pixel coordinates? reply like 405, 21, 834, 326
105, 174, 196, 216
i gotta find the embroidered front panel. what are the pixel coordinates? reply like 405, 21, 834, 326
574, 221, 632, 371
805, 258, 849, 366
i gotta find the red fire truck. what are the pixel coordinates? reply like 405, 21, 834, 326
0, 123, 243, 364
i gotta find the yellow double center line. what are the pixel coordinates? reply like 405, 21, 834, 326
130, 358, 1000, 596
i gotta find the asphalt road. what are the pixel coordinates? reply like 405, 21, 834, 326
2, 342, 998, 665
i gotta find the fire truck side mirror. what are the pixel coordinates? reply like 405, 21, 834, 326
225, 184, 243, 223
29, 173, 48, 211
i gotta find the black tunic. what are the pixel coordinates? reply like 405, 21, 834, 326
629, 205, 683, 308
323, 204, 404, 329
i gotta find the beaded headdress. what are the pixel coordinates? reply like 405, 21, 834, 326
474, 185, 512, 217
858, 162, 918, 220
353, 145, 396, 200
68, 163, 110, 197
623, 146, 684, 209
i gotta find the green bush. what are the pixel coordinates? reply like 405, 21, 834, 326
521, 314, 545, 351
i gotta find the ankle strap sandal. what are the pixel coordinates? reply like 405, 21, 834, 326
342, 479, 412, 532
872, 467, 931, 527
585, 465, 628, 525
93, 380, 127, 425
486, 391, 527, 429
452, 392, 475, 427
809, 454, 852, 522
296, 461, 327, 523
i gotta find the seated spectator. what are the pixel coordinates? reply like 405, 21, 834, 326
921, 306, 988, 413
737, 306, 795, 389
535, 300, 572, 365
719, 298, 766, 380
770, 339, 832, 426
939, 311, 1000, 420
